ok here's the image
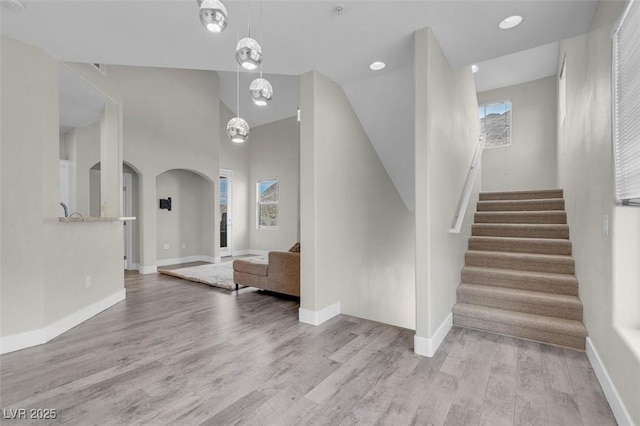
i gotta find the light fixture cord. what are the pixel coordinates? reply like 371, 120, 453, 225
260, 0, 263, 46
259, 0, 264, 74
236, 28, 240, 117
247, 0, 251, 37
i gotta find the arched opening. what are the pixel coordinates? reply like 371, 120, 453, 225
155, 169, 215, 266
90, 161, 142, 270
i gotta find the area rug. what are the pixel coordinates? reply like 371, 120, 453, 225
158, 257, 266, 290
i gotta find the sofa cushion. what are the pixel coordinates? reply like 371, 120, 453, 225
233, 258, 268, 276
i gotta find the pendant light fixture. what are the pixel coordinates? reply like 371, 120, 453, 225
227, 45, 250, 143
249, 1, 273, 106
198, 0, 228, 33
235, 0, 262, 70
250, 75, 273, 106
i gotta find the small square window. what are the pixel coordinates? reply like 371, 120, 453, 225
479, 100, 512, 148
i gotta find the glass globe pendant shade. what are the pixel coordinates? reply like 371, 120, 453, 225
198, 0, 228, 33
235, 37, 262, 70
227, 117, 250, 143
250, 78, 273, 107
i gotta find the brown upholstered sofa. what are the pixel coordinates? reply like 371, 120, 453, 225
232, 251, 300, 297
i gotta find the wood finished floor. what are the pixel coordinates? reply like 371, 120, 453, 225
0, 270, 616, 425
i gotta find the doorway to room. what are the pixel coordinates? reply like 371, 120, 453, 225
220, 169, 233, 257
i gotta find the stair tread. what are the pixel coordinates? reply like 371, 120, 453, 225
457, 283, 582, 305
466, 250, 574, 261
473, 223, 569, 228
472, 223, 570, 239
469, 236, 572, 244
480, 189, 563, 196
462, 266, 578, 283
478, 197, 564, 203
477, 199, 565, 212
479, 189, 564, 201
468, 236, 573, 254
476, 210, 566, 215
453, 303, 588, 337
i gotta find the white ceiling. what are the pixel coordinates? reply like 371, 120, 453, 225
1, 0, 599, 209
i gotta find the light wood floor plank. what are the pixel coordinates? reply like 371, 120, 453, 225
479, 335, 518, 426
514, 339, 548, 426
0, 269, 617, 425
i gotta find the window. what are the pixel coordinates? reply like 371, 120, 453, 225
478, 100, 512, 148
613, 0, 640, 206
257, 179, 279, 229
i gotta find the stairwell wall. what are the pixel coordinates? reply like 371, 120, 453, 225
414, 28, 481, 347
558, 1, 639, 423
299, 70, 416, 329
478, 76, 558, 192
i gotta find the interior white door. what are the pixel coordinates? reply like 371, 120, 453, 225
123, 172, 133, 270
220, 169, 233, 257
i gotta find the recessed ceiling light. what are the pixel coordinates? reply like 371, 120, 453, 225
370, 61, 386, 71
499, 15, 523, 30
471, 65, 479, 73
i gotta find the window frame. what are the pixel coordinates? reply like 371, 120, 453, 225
478, 100, 512, 149
256, 178, 279, 230
612, 0, 640, 206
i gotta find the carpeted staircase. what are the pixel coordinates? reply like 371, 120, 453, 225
452, 189, 588, 350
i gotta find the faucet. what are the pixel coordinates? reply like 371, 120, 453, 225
60, 202, 69, 218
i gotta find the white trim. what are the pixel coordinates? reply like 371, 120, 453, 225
586, 337, 634, 426
414, 313, 453, 357
299, 302, 341, 326
220, 169, 234, 258
130, 263, 140, 271
156, 255, 215, 267
123, 172, 134, 270
0, 329, 45, 356
231, 250, 270, 257
139, 265, 157, 274
0, 289, 126, 355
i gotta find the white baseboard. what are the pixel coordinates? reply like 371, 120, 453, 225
233, 250, 251, 256
586, 337, 634, 426
139, 265, 157, 274
299, 302, 341, 326
249, 250, 269, 256
414, 313, 453, 357
155, 255, 218, 269
0, 289, 126, 355
157, 255, 204, 267
130, 263, 140, 271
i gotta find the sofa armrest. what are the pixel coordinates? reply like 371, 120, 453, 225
267, 251, 300, 296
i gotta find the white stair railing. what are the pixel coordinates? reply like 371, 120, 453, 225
450, 135, 485, 234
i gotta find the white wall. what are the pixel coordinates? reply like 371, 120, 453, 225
478, 76, 558, 192
219, 102, 250, 254
558, 1, 639, 424
249, 116, 300, 252
1, 36, 123, 340
156, 169, 213, 261
414, 28, 481, 342
68, 122, 101, 217
65, 63, 221, 270
299, 70, 416, 329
